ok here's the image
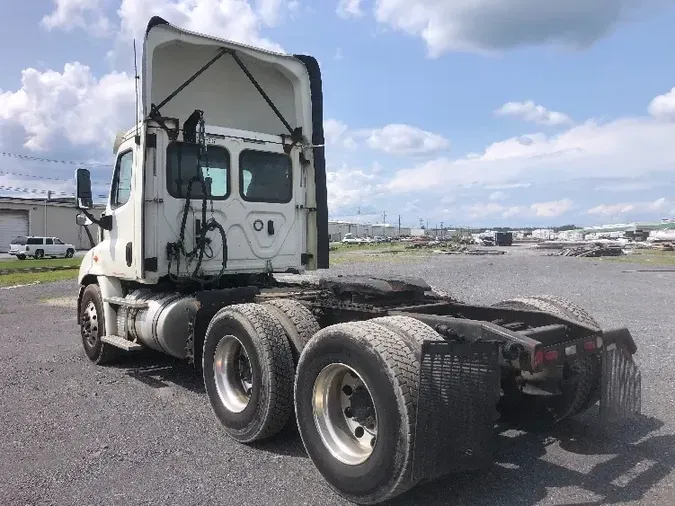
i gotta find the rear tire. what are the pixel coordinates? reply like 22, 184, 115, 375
261, 298, 320, 364
295, 321, 420, 504
202, 303, 295, 443
34, 249, 44, 259
17, 255, 25, 260
369, 315, 442, 359
79, 284, 122, 365
493, 295, 601, 421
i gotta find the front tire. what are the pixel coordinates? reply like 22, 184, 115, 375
295, 321, 421, 504
65, 249, 74, 258
202, 303, 295, 443
79, 284, 121, 365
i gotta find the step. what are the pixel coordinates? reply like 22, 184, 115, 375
104, 296, 148, 309
101, 335, 145, 351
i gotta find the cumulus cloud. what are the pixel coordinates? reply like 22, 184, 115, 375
324, 120, 449, 155
371, 0, 671, 57
531, 198, 575, 217
42, 0, 290, 60
326, 162, 383, 212
495, 100, 573, 126
362, 124, 450, 155
337, 0, 363, 18
587, 197, 669, 217
41, 0, 113, 36
648, 87, 675, 121
385, 116, 675, 194
0, 62, 135, 152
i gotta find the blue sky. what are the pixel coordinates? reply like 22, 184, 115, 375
1, 0, 675, 228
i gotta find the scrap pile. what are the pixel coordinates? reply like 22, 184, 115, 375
551, 244, 625, 257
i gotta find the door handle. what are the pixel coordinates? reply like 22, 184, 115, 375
126, 242, 132, 267
267, 220, 274, 235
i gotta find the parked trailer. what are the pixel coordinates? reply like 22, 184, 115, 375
74, 17, 642, 505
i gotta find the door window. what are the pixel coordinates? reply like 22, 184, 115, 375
46, 238, 53, 245
111, 150, 133, 209
239, 150, 292, 203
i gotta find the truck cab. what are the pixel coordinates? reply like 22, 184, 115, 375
75, 16, 328, 287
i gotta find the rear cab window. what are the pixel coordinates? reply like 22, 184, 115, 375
239, 150, 292, 203
166, 142, 230, 199
27, 238, 43, 245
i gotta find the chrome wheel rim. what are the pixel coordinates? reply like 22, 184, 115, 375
213, 335, 254, 413
312, 363, 378, 466
81, 301, 99, 347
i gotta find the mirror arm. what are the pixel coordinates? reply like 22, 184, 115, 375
80, 208, 113, 231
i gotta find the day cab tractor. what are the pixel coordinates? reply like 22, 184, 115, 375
73, 17, 642, 505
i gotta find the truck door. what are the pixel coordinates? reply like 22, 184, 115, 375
237, 145, 301, 269
101, 138, 138, 279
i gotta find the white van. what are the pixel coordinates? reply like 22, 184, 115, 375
8, 236, 76, 260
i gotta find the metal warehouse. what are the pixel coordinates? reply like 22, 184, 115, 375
0, 197, 103, 253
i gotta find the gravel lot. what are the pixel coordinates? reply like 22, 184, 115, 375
2, 248, 675, 505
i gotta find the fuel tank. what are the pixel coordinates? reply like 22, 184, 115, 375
120, 289, 198, 358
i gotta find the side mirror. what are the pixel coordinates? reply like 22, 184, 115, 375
75, 214, 92, 226
75, 168, 93, 209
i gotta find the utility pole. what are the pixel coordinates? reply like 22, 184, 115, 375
398, 215, 401, 237
44, 190, 52, 236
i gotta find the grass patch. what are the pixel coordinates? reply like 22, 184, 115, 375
0, 257, 81, 271
605, 250, 675, 266
0, 269, 78, 287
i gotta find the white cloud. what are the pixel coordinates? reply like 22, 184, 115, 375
41, 0, 113, 36
116, 0, 286, 53
489, 191, 507, 201
466, 202, 523, 219
495, 100, 572, 126
324, 119, 350, 145
362, 124, 450, 155
385, 115, 675, 194
587, 198, 670, 217
648, 87, 675, 121
337, 0, 363, 18
0, 62, 135, 152
326, 120, 449, 155
326, 162, 382, 212
371, 0, 670, 57
531, 198, 575, 217
43, 1, 289, 58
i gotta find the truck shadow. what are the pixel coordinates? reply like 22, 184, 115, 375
389, 413, 673, 505
111, 351, 206, 394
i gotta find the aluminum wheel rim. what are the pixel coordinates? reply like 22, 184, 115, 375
213, 335, 254, 413
81, 301, 99, 347
312, 363, 378, 466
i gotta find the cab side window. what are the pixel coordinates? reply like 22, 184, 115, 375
111, 150, 133, 209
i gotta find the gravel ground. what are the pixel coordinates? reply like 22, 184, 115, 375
1, 248, 674, 505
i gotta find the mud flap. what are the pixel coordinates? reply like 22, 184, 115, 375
599, 342, 642, 423
413, 340, 501, 482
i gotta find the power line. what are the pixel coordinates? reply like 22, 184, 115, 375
0, 150, 112, 167
0, 169, 109, 185
0, 184, 107, 199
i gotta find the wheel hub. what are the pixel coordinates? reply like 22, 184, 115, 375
312, 363, 378, 466
81, 301, 99, 347
213, 335, 254, 413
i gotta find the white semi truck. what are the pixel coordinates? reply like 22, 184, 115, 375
74, 17, 642, 505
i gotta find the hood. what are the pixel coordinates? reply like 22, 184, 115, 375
142, 16, 314, 142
